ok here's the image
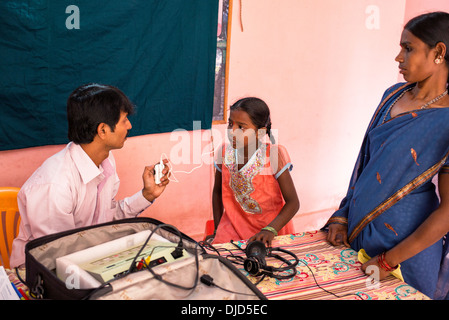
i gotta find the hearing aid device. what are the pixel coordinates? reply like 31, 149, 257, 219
154, 159, 164, 184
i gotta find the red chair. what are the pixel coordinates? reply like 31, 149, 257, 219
203, 220, 215, 240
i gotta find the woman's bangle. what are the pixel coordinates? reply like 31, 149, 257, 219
261, 226, 278, 236
377, 252, 398, 272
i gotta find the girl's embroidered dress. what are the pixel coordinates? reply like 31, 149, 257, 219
213, 142, 295, 244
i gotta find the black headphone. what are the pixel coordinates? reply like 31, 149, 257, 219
243, 241, 299, 280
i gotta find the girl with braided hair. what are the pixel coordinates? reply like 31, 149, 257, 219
210, 97, 300, 246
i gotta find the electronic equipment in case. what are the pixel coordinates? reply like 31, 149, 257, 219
79, 240, 190, 283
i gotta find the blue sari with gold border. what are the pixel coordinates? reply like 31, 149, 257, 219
326, 82, 449, 299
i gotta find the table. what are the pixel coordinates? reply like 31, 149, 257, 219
4, 267, 29, 300
5, 230, 429, 300
211, 230, 429, 300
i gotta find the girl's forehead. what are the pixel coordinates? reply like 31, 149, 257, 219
230, 109, 252, 122
229, 109, 257, 128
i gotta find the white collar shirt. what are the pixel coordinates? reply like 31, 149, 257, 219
10, 142, 152, 267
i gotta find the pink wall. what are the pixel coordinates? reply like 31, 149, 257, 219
405, 0, 449, 21
1, 0, 448, 240
224, 0, 406, 230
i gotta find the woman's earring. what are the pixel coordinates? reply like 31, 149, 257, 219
435, 56, 443, 64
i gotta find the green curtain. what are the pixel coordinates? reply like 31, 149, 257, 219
0, 0, 218, 150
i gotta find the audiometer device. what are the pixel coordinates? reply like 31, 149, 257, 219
80, 240, 189, 283
56, 230, 190, 288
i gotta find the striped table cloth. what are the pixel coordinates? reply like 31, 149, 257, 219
215, 230, 429, 300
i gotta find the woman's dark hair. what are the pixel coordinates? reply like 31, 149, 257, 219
230, 97, 275, 144
67, 83, 134, 144
405, 11, 449, 84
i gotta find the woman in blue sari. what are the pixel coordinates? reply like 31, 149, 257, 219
326, 12, 449, 299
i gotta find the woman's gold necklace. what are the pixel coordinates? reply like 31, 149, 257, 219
382, 87, 448, 123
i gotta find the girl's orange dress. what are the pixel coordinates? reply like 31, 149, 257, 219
213, 142, 295, 244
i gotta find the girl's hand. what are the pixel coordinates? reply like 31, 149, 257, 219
249, 230, 276, 247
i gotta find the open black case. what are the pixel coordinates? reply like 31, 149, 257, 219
23, 217, 266, 300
